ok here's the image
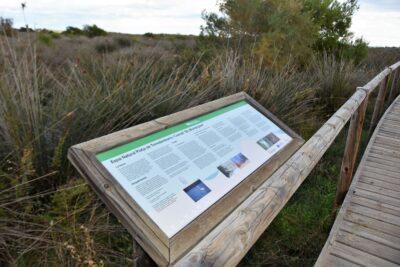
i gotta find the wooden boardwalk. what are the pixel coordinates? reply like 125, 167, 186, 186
316, 95, 400, 266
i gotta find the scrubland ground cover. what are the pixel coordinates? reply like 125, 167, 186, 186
1, 1, 400, 265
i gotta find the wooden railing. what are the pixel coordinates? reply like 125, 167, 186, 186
173, 61, 400, 266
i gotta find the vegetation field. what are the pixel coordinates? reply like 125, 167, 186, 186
1, 0, 400, 266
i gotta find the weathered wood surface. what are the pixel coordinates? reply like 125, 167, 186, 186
173, 89, 367, 266
363, 61, 400, 93
388, 68, 400, 104
335, 90, 369, 207
369, 75, 389, 135
316, 95, 400, 267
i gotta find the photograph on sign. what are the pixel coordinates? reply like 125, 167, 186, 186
96, 101, 292, 237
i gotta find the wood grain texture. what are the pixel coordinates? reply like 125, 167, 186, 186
335, 92, 369, 207
388, 69, 400, 104
173, 89, 367, 266
369, 76, 389, 136
362, 62, 400, 94
316, 95, 400, 267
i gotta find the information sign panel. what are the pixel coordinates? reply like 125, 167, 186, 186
68, 92, 303, 265
97, 101, 292, 237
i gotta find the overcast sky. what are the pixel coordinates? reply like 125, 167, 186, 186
0, 0, 399, 47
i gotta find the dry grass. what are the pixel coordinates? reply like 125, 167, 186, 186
0, 34, 319, 265
1, 32, 396, 265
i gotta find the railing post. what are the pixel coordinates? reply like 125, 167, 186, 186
388, 68, 400, 104
369, 74, 389, 137
334, 88, 368, 208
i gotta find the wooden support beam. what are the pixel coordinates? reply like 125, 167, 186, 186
369, 75, 389, 137
388, 68, 400, 104
334, 88, 369, 208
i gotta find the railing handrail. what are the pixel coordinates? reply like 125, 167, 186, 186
173, 61, 400, 266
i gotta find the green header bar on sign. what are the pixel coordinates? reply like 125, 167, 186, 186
96, 100, 248, 161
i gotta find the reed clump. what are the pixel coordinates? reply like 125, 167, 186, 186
0, 33, 379, 265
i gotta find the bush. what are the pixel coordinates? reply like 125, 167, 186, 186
38, 33, 53, 46
114, 37, 133, 48
38, 29, 61, 39
144, 32, 155, 38
95, 40, 117, 53
49, 31, 61, 39
18, 26, 34, 32
342, 38, 369, 65
63, 25, 107, 38
83, 24, 107, 38
0, 17, 14, 37
63, 26, 84, 36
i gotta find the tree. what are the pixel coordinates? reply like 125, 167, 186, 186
0, 17, 14, 36
202, 0, 367, 66
304, 0, 361, 51
202, 0, 317, 67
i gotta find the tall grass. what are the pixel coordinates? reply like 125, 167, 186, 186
0, 36, 319, 265
311, 54, 368, 113
0, 34, 380, 265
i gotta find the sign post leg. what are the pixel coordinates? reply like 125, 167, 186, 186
133, 239, 156, 267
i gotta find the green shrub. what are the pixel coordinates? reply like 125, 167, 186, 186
63, 25, 107, 38
0, 17, 14, 37
38, 33, 53, 46
49, 31, 61, 39
342, 38, 369, 65
18, 26, 34, 32
94, 40, 117, 53
63, 26, 84, 36
83, 24, 107, 38
143, 32, 155, 38
114, 37, 133, 48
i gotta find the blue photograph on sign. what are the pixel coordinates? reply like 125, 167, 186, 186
183, 180, 211, 202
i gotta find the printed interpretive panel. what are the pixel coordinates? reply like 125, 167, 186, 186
96, 101, 292, 237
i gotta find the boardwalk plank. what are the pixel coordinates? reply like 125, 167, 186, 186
335, 230, 400, 264
353, 187, 400, 208
340, 220, 400, 251
316, 96, 400, 266
347, 203, 400, 226
321, 254, 359, 267
366, 155, 400, 166
370, 147, 400, 159
364, 160, 400, 173
355, 182, 400, 199
330, 243, 398, 267
350, 194, 400, 216
345, 211, 400, 238
360, 172, 400, 186
359, 176, 400, 192
362, 166, 400, 181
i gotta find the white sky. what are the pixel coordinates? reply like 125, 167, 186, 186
0, 0, 399, 46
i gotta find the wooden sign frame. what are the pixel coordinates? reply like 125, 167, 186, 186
68, 92, 304, 266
